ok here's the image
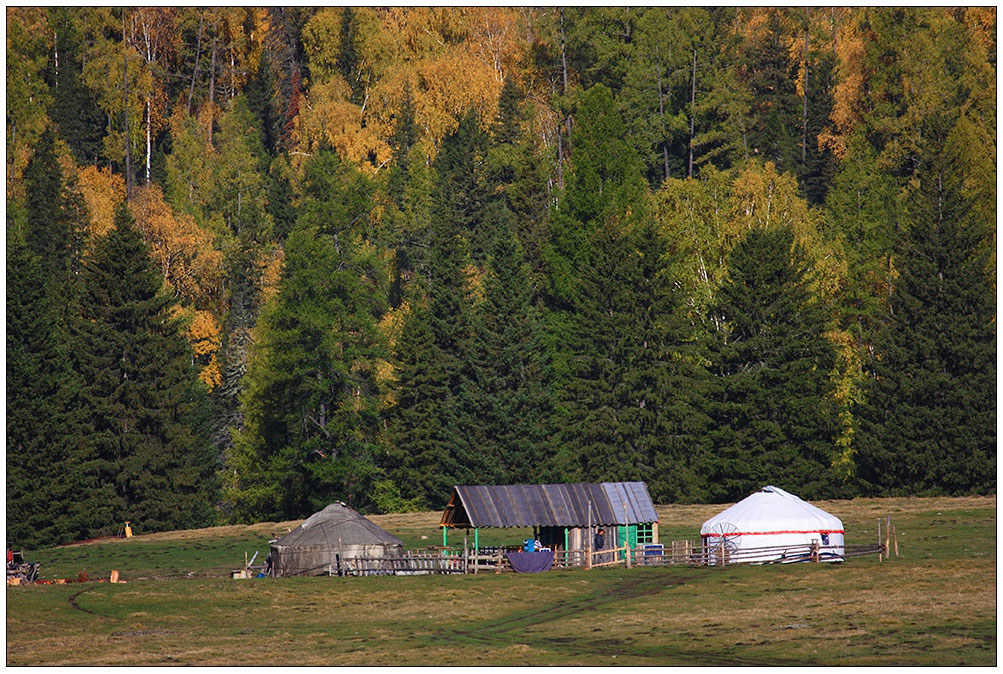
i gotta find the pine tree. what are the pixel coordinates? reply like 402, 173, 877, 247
386, 207, 492, 507
558, 217, 704, 495
703, 226, 841, 501
245, 51, 283, 156
385, 143, 435, 308
386, 297, 468, 508
7, 128, 89, 547
634, 221, 713, 504
465, 204, 555, 485
855, 146, 996, 495
483, 78, 550, 282
266, 156, 297, 240
46, 9, 106, 164
212, 240, 262, 468
434, 109, 492, 263
71, 205, 216, 536
544, 84, 648, 314
738, 10, 803, 178
24, 130, 86, 292
619, 8, 692, 185
6, 235, 79, 547
226, 152, 386, 520
493, 77, 524, 147
388, 133, 482, 506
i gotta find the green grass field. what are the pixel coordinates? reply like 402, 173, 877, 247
6, 496, 995, 666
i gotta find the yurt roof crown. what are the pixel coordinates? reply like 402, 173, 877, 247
273, 502, 403, 548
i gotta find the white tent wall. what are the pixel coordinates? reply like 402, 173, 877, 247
700, 486, 845, 565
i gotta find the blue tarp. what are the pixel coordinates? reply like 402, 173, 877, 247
506, 550, 554, 573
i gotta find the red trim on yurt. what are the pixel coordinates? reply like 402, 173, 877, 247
703, 529, 844, 538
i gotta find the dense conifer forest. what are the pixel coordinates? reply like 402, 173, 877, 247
6, 7, 996, 547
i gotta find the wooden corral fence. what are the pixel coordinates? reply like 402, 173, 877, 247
246, 518, 898, 578
295, 540, 891, 577
337, 550, 466, 577
657, 542, 887, 567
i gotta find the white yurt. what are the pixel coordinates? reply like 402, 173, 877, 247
700, 486, 845, 564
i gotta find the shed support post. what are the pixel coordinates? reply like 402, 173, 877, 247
474, 528, 479, 553
442, 526, 447, 548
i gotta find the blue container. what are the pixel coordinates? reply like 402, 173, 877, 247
523, 539, 535, 552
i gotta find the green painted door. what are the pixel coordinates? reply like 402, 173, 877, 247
618, 525, 638, 559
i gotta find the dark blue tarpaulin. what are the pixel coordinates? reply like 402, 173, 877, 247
505, 550, 554, 573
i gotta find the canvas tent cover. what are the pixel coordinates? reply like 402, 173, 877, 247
700, 486, 845, 563
271, 503, 403, 577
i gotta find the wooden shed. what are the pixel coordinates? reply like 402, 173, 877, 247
439, 482, 659, 556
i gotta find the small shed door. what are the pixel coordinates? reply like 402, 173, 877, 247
618, 525, 638, 553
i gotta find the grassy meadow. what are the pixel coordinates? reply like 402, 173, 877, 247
6, 496, 995, 666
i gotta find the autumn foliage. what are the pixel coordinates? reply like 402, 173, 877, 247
6, 7, 995, 543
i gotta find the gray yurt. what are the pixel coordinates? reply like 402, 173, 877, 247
270, 502, 403, 577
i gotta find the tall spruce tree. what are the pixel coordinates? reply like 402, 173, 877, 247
485, 79, 550, 282
226, 151, 386, 519
558, 217, 704, 495
71, 205, 216, 536
46, 9, 106, 164
854, 146, 996, 495
387, 221, 480, 507
6, 235, 79, 547
545, 83, 693, 488
212, 241, 262, 469
23, 130, 86, 303
7, 129, 89, 547
386, 296, 470, 508
543, 83, 650, 380
388, 119, 488, 507
434, 109, 492, 263
465, 204, 555, 485
703, 226, 841, 501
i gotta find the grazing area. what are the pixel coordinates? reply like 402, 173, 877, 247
6, 496, 995, 666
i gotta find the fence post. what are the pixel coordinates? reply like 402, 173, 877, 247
625, 545, 631, 569
885, 516, 891, 560
877, 518, 883, 562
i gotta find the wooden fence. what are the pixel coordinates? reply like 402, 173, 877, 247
336, 550, 466, 577
299, 540, 889, 577
247, 529, 894, 578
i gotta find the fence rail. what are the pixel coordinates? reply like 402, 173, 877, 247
338, 550, 466, 577
643, 542, 886, 567
344, 541, 885, 576
254, 540, 888, 578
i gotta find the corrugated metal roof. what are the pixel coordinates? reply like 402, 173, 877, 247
603, 482, 659, 525
443, 482, 657, 528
